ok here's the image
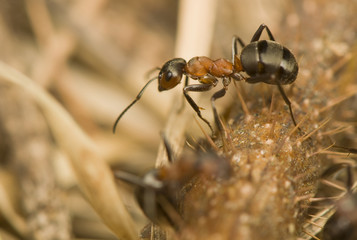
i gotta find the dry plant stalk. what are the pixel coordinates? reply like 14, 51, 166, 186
156, 0, 218, 167
0, 84, 71, 239
0, 62, 137, 240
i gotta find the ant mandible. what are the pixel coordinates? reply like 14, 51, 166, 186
113, 24, 299, 134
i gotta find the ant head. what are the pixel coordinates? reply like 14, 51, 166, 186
158, 58, 186, 91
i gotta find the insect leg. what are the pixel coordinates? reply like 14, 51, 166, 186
211, 88, 227, 134
276, 82, 298, 126
346, 166, 353, 193
184, 75, 189, 87
251, 24, 276, 42
160, 132, 175, 163
232, 35, 246, 62
183, 83, 214, 133
177, 76, 189, 113
114, 171, 147, 187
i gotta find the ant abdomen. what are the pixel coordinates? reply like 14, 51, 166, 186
240, 40, 298, 85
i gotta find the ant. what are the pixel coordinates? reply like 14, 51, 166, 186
113, 24, 299, 134
114, 135, 231, 228
322, 164, 357, 240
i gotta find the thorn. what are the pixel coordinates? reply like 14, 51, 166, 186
273, 113, 309, 155
302, 230, 321, 240
294, 193, 315, 204
194, 117, 219, 152
233, 80, 251, 116
294, 117, 330, 144
305, 220, 323, 229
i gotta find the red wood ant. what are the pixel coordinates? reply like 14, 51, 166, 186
113, 24, 299, 134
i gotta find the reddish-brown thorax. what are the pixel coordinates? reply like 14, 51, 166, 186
185, 56, 234, 79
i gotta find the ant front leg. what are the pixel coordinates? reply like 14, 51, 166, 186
177, 76, 189, 113
251, 24, 276, 42
183, 83, 214, 133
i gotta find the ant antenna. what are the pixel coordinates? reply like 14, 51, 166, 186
145, 67, 161, 79
113, 77, 157, 133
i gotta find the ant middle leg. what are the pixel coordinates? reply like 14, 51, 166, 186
251, 24, 276, 42
211, 88, 227, 134
160, 132, 175, 163
183, 83, 215, 133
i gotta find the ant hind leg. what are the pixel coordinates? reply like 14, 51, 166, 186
251, 24, 276, 42
160, 132, 175, 163
276, 82, 298, 127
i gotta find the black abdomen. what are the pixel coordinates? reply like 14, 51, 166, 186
240, 40, 298, 85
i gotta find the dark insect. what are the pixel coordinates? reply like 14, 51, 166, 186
113, 24, 299, 134
323, 165, 357, 240
114, 136, 231, 228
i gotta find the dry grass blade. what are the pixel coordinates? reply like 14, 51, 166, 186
0, 61, 137, 239
0, 178, 28, 237
155, 0, 218, 167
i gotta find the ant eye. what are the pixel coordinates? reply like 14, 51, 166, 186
165, 71, 173, 81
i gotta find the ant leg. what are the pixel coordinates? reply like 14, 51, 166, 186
160, 132, 174, 163
247, 67, 298, 127
251, 24, 275, 42
247, 73, 298, 127
276, 82, 298, 126
331, 145, 357, 154
143, 188, 159, 224
184, 75, 189, 87
114, 171, 147, 187
211, 88, 227, 134
346, 166, 353, 193
177, 76, 189, 113
183, 83, 214, 133
232, 35, 246, 62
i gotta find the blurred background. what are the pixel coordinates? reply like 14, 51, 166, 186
1, 0, 355, 239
